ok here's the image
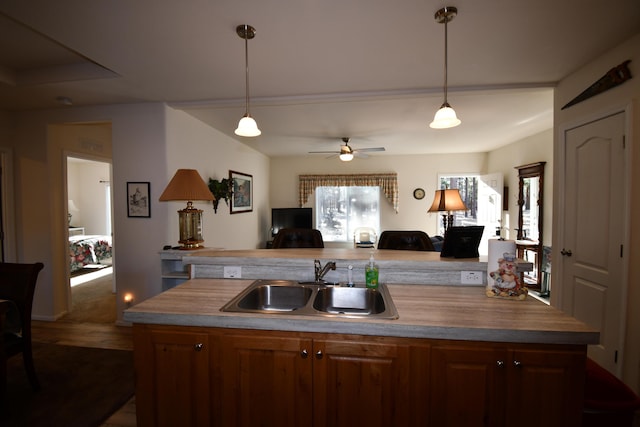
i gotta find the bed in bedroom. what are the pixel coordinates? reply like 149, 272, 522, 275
69, 234, 113, 273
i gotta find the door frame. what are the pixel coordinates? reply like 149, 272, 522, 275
0, 147, 16, 262
552, 102, 633, 375
64, 151, 115, 308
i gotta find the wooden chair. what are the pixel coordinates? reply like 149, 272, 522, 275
0, 262, 44, 396
377, 230, 436, 251
271, 228, 324, 249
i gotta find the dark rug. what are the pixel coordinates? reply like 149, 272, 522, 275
1, 342, 134, 427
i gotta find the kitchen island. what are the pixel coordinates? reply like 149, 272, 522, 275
125, 278, 598, 427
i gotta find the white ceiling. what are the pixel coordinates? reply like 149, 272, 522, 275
1, 0, 638, 158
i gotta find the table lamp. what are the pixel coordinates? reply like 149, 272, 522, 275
428, 189, 467, 232
159, 169, 215, 249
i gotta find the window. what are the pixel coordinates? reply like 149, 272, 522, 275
315, 186, 380, 242
437, 173, 503, 256
436, 175, 479, 235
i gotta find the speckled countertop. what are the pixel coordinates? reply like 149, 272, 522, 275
124, 279, 599, 346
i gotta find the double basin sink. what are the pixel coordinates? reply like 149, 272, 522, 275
221, 279, 398, 320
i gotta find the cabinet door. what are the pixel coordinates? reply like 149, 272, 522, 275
133, 326, 211, 427
430, 345, 506, 427
506, 348, 585, 427
313, 337, 428, 427
219, 333, 313, 427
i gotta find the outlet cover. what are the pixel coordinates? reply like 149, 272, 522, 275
461, 271, 483, 285
223, 266, 242, 278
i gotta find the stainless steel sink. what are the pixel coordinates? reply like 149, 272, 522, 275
312, 287, 386, 315
237, 282, 313, 312
221, 279, 398, 319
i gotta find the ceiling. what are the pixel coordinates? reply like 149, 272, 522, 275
1, 1, 638, 158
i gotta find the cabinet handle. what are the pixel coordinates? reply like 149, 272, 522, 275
315, 350, 323, 360
496, 360, 505, 368
300, 349, 308, 359
513, 360, 522, 368
194, 343, 204, 352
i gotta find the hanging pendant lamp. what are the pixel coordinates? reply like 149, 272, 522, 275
235, 24, 261, 137
430, 6, 461, 129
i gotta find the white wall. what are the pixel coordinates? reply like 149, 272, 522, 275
270, 152, 488, 245
486, 129, 553, 245
164, 107, 271, 250
67, 159, 111, 235
553, 32, 640, 392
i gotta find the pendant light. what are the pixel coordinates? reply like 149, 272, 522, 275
235, 24, 261, 137
430, 6, 461, 129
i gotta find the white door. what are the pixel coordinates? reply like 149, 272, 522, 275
477, 173, 503, 255
560, 111, 626, 375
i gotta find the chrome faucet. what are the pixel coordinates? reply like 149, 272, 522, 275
314, 259, 336, 283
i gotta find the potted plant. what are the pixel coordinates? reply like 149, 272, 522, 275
208, 178, 233, 213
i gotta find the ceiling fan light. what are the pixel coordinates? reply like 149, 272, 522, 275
430, 104, 461, 129
235, 115, 261, 137
339, 153, 354, 162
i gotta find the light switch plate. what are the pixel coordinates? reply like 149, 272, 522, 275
223, 266, 242, 278
461, 271, 483, 284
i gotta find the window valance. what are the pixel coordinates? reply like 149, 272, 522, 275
298, 173, 399, 213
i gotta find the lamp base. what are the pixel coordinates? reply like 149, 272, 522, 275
441, 213, 455, 232
178, 240, 205, 250
177, 203, 206, 250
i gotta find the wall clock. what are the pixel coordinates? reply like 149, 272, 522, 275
413, 188, 425, 200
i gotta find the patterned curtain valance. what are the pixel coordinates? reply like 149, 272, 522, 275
298, 173, 399, 213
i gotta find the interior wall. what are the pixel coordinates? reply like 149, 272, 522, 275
7, 104, 165, 321
553, 32, 640, 392
67, 158, 111, 235
270, 153, 488, 244
486, 129, 553, 245
164, 107, 271, 250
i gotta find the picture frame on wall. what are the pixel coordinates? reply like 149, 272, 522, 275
230, 170, 252, 214
127, 181, 151, 218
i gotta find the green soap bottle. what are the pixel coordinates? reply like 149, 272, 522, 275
365, 253, 379, 289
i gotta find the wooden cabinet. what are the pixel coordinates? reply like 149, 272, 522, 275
219, 330, 429, 427
430, 341, 586, 427
132, 325, 586, 427
133, 325, 212, 427
218, 332, 314, 426
313, 336, 430, 427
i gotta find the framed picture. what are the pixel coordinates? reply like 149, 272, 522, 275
230, 170, 252, 214
127, 182, 150, 218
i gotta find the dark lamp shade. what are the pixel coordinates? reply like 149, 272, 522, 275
159, 169, 215, 202
428, 189, 467, 212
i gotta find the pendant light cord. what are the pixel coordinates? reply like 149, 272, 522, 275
243, 25, 251, 116
443, 17, 449, 106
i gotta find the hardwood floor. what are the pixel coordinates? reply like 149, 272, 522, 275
32, 320, 132, 351
31, 272, 137, 427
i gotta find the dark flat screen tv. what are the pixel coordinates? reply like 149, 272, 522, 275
440, 226, 485, 258
271, 208, 313, 236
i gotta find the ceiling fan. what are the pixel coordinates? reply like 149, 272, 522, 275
309, 138, 385, 161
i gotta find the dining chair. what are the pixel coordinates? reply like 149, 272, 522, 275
0, 262, 45, 396
271, 228, 324, 248
377, 230, 436, 251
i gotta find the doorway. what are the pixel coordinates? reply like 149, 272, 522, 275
65, 156, 115, 323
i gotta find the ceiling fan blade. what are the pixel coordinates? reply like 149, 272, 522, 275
356, 147, 386, 152
309, 150, 340, 154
